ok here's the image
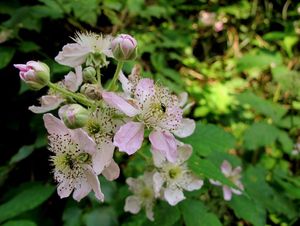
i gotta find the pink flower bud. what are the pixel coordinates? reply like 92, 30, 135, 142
111, 34, 137, 61
14, 61, 50, 90
59, 104, 90, 129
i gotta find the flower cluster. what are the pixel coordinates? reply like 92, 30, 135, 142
14, 31, 243, 221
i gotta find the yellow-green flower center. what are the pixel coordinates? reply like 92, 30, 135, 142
168, 166, 182, 180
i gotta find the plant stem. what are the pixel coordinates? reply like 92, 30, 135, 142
48, 82, 95, 107
107, 61, 124, 91
96, 66, 101, 87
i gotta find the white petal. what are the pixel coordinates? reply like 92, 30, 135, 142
153, 172, 164, 197
29, 95, 64, 114
64, 66, 83, 91
124, 196, 142, 214
102, 159, 120, 181
55, 43, 89, 67
71, 129, 97, 155
118, 70, 133, 95
177, 144, 192, 164
57, 180, 73, 199
178, 92, 188, 107
164, 186, 185, 206
145, 202, 154, 221
180, 174, 203, 191
93, 141, 115, 174
134, 78, 155, 104
73, 180, 91, 202
84, 165, 104, 202
173, 118, 196, 138
151, 148, 165, 167
209, 179, 222, 186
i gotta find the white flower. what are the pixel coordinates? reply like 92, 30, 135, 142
152, 144, 203, 206
209, 160, 244, 201
43, 113, 105, 202
124, 172, 156, 221
55, 32, 112, 67
84, 107, 122, 180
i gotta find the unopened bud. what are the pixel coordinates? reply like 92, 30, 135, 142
80, 84, 101, 100
59, 104, 89, 129
83, 66, 97, 83
14, 61, 50, 90
111, 34, 137, 61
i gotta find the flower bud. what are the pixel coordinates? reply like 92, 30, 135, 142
111, 34, 137, 61
80, 84, 101, 100
83, 66, 97, 83
14, 61, 50, 90
59, 104, 89, 129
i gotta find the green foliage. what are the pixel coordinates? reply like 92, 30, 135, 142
0, 183, 55, 223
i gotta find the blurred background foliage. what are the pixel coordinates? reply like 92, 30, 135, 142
0, 0, 300, 225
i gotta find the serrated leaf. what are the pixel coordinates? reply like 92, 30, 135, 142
237, 91, 287, 121
0, 183, 55, 223
243, 122, 279, 150
180, 199, 222, 226
182, 122, 235, 156
228, 195, 265, 226
0, 46, 15, 69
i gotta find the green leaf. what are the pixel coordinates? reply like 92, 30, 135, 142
2, 220, 37, 226
0, 46, 15, 69
263, 32, 286, 41
18, 41, 40, 53
83, 207, 118, 226
180, 199, 222, 226
228, 195, 265, 226
144, 202, 180, 226
182, 122, 235, 156
0, 183, 55, 223
237, 91, 287, 122
9, 145, 35, 165
63, 206, 82, 226
237, 49, 282, 72
243, 122, 280, 150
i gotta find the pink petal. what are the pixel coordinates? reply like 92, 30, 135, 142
29, 95, 64, 113
102, 91, 139, 117
164, 186, 185, 206
14, 64, 28, 71
180, 174, 203, 191
43, 113, 69, 135
173, 118, 196, 138
221, 160, 232, 177
55, 43, 90, 67
113, 122, 144, 155
70, 129, 97, 155
178, 92, 188, 107
93, 141, 115, 175
134, 78, 155, 104
149, 130, 178, 163
232, 166, 242, 177
158, 106, 183, 131
102, 159, 120, 181
84, 165, 104, 202
223, 186, 232, 201
64, 66, 83, 91
124, 196, 141, 214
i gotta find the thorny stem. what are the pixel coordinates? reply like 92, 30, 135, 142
48, 82, 95, 108
107, 61, 124, 91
